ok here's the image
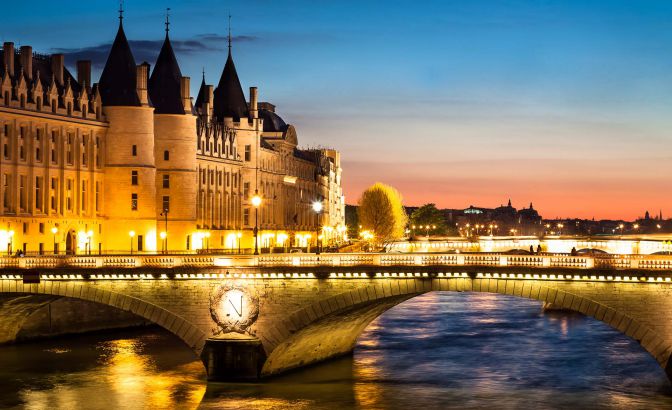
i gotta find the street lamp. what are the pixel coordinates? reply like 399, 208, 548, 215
160, 231, 167, 253
237, 232, 242, 254
618, 223, 624, 236
129, 230, 136, 255
252, 191, 262, 255
8, 230, 14, 255
51, 227, 58, 255
312, 201, 323, 254
87, 230, 93, 255
160, 209, 169, 253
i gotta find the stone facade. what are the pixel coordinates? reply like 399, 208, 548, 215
0, 18, 345, 255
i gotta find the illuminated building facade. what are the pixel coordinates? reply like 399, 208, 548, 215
0, 16, 345, 254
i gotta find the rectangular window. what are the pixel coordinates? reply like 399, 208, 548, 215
132, 145, 137, 156
131, 170, 138, 185
3, 174, 10, 210
162, 174, 169, 188
82, 139, 87, 166
23, 222, 27, 234
243, 182, 250, 199
95, 181, 100, 212
164, 150, 169, 160
66, 179, 72, 211
162, 196, 170, 213
243, 208, 250, 226
19, 176, 26, 210
66, 134, 73, 164
39, 223, 44, 234
81, 181, 87, 212
3, 144, 8, 159
244, 145, 251, 161
35, 177, 42, 211
95, 137, 100, 167
131, 193, 138, 210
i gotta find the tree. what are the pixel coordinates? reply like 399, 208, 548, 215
409, 203, 447, 236
357, 183, 407, 245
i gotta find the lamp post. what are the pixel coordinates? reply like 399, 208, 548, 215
312, 201, 323, 254
51, 227, 58, 255
252, 191, 262, 255
160, 209, 168, 253
87, 230, 93, 255
618, 223, 624, 236
204, 231, 211, 251
160, 231, 167, 253
8, 230, 14, 255
129, 230, 135, 255
237, 232, 242, 254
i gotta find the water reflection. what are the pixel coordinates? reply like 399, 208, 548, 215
0, 328, 205, 410
1, 292, 671, 409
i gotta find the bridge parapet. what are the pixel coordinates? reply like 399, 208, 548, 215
2, 252, 672, 272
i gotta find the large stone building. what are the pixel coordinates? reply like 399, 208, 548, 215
0, 16, 345, 254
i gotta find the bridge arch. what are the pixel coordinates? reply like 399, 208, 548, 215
0, 283, 207, 356
262, 278, 672, 380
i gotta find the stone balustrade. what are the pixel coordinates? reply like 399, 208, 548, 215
2, 252, 672, 272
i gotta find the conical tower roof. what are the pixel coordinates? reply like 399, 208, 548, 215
98, 20, 140, 107
195, 71, 207, 108
149, 32, 185, 114
213, 49, 248, 121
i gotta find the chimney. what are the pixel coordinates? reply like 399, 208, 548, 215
136, 63, 149, 106
19, 46, 32, 80
51, 54, 64, 85
249, 86, 258, 119
77, 60, 91, 87
206, 85, 214, 117
3, 42, 14, 77
180, 76, 191, 112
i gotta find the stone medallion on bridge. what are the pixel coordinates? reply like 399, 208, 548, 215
209, 285, 260, 336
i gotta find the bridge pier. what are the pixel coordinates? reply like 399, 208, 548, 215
201, 338, 266, 381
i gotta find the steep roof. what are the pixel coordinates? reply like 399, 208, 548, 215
213, 49, 248, 121
98, 21, 140, 106
148, 33, 185, 114
194, 72, 207, 108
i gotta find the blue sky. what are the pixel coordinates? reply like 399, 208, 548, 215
3, 1, 672, 219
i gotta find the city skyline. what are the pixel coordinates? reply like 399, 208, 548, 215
3, 0, 671, 219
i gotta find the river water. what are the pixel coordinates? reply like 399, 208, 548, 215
1, 292, 671, 409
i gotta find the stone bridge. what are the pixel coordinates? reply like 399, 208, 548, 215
2, 252, 672, 381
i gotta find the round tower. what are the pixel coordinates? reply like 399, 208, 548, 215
148, 26, 197, 252
99, 17, 158, 253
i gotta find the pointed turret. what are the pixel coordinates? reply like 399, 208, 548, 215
98, 17, 140, 107
195, 71, 207, 108
213, 49, 248, 121
149, 29, 185, 114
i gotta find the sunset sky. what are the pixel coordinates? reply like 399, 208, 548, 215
3, 0, 672, 220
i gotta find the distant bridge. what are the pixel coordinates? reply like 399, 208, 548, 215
2, 251, 672, 382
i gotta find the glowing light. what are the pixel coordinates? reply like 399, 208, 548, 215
312, 201, 323, 213
251, 195, 262, 207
